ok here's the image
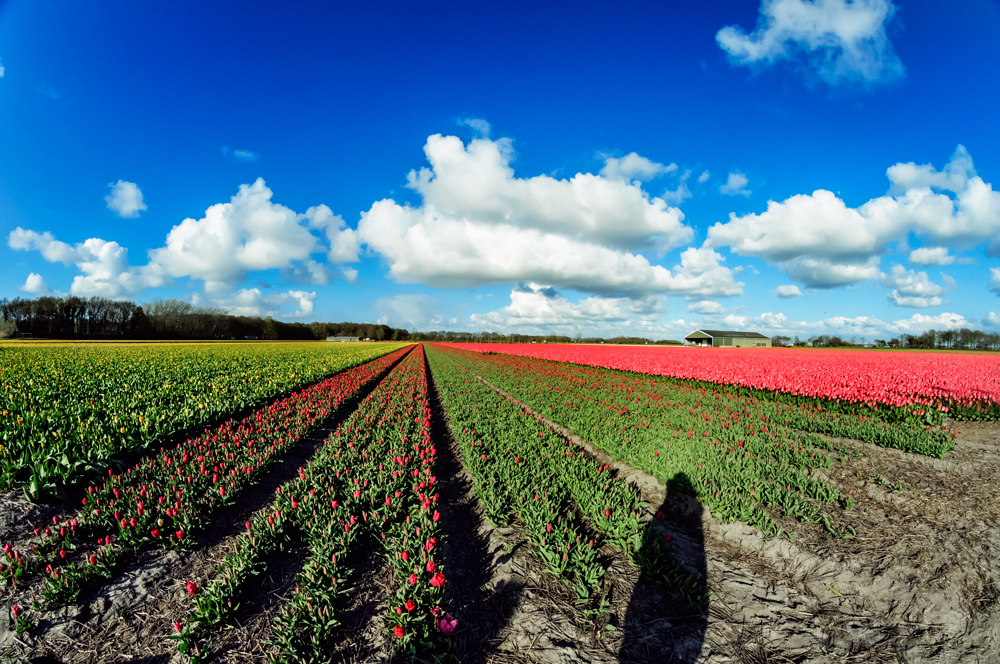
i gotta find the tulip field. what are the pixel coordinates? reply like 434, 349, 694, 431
447, 343, 1000, 421
1, 340, 999, 663
0, 341, 404, 499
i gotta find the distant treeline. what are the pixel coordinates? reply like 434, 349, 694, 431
772, 329, 1000, 351
0, 296, 683, 345
0, 296, 409, 341
408, 330, 681, 345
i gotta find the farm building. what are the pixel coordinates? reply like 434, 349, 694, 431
326, 336, 361, 342
684, 329, 771, 348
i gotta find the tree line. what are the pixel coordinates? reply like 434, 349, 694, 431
408, 330, 681, 345
0, 296, 409, 341
0, 296, 684, 345
771, 329, 1000, 351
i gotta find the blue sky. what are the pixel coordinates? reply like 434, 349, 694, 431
2, 0, 1000, 340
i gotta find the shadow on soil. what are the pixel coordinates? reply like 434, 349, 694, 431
618, 473, 708, 664
425, 359, 521, 664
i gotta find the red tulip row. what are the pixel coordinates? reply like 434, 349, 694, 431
175, 344, 454, 663
445, 343, 1000, 420
426, 345, 699, 609
0, 345, 412, 608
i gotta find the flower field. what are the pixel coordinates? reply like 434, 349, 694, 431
0, 341, 405, 498
445, 343, 1000, 419
1, 341, 998, 663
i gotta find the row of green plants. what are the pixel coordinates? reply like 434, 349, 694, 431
0, 341, 408, 497
435, 345, 863, 540
0, 346, 411, 624
175, 345, 455, 663
425, 345, 699, 611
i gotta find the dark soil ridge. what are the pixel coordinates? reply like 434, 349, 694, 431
0, 347, 416, 663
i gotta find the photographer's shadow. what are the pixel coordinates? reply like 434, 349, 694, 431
618, 472, 708, 663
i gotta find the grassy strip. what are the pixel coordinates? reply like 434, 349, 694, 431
1, 341, 409, 498
176, 345, 454, 664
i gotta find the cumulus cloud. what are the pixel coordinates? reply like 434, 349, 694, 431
716, 0, 904, 85
773, 284, 803, 298
105, 180, 147, 218
303, 204, 360, 264
459, 118, 491, 139
985, 312, 1000, 327
0, 58, 5, 78
706, 146, 1000, 287
991, 268, 1000, 296
9, 179, 339, 301
8, 229, 159, 298
470, 284, 665, 332
233, 150, 258, 162
890, 312, 969, 332
697, 170, 711, 184
354, 134, 742, 298
909, 246, 955, 266
720, 170, 752, 197
280, 259, 332, 285
207, 288, 316, 319
20, 273, 50, 294
686, 300, 726, 315
881, 265, 952, 307
718, 309, 967, 337
374, 293, 440, 329
600, 152, 676, 183
147, 178, 319, 293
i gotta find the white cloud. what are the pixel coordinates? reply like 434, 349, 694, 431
280, 259, 332, 285
10, 179, 334, 299
887, 293, 944, 308
148, 178, 319, 293
374, 293, 440, 329
909, 246, 955, 266
984, 312, 1000, 327
20, 273, 50, 294
881, 265, 952, 308
0, 58, 5, 78
685, 300, 726, 315
706, 146, 1000, 287
459, 118, 491, 139
105, 180, 147, 218
208, 288, 315, 319
303, 204, 360, 264
782, 256, 883, 288
716, 0, 904, 85
233, 150, 258, 162
773, 284, 803, 298
990, 268, 1000, 296
470, 284, 666, 334
8, 229, 159, 298
355, 134, 742, 298
890, 312, 969, 332
600, 152, 676, 183
720, 170, 752, 197
697, 170, 711, 184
